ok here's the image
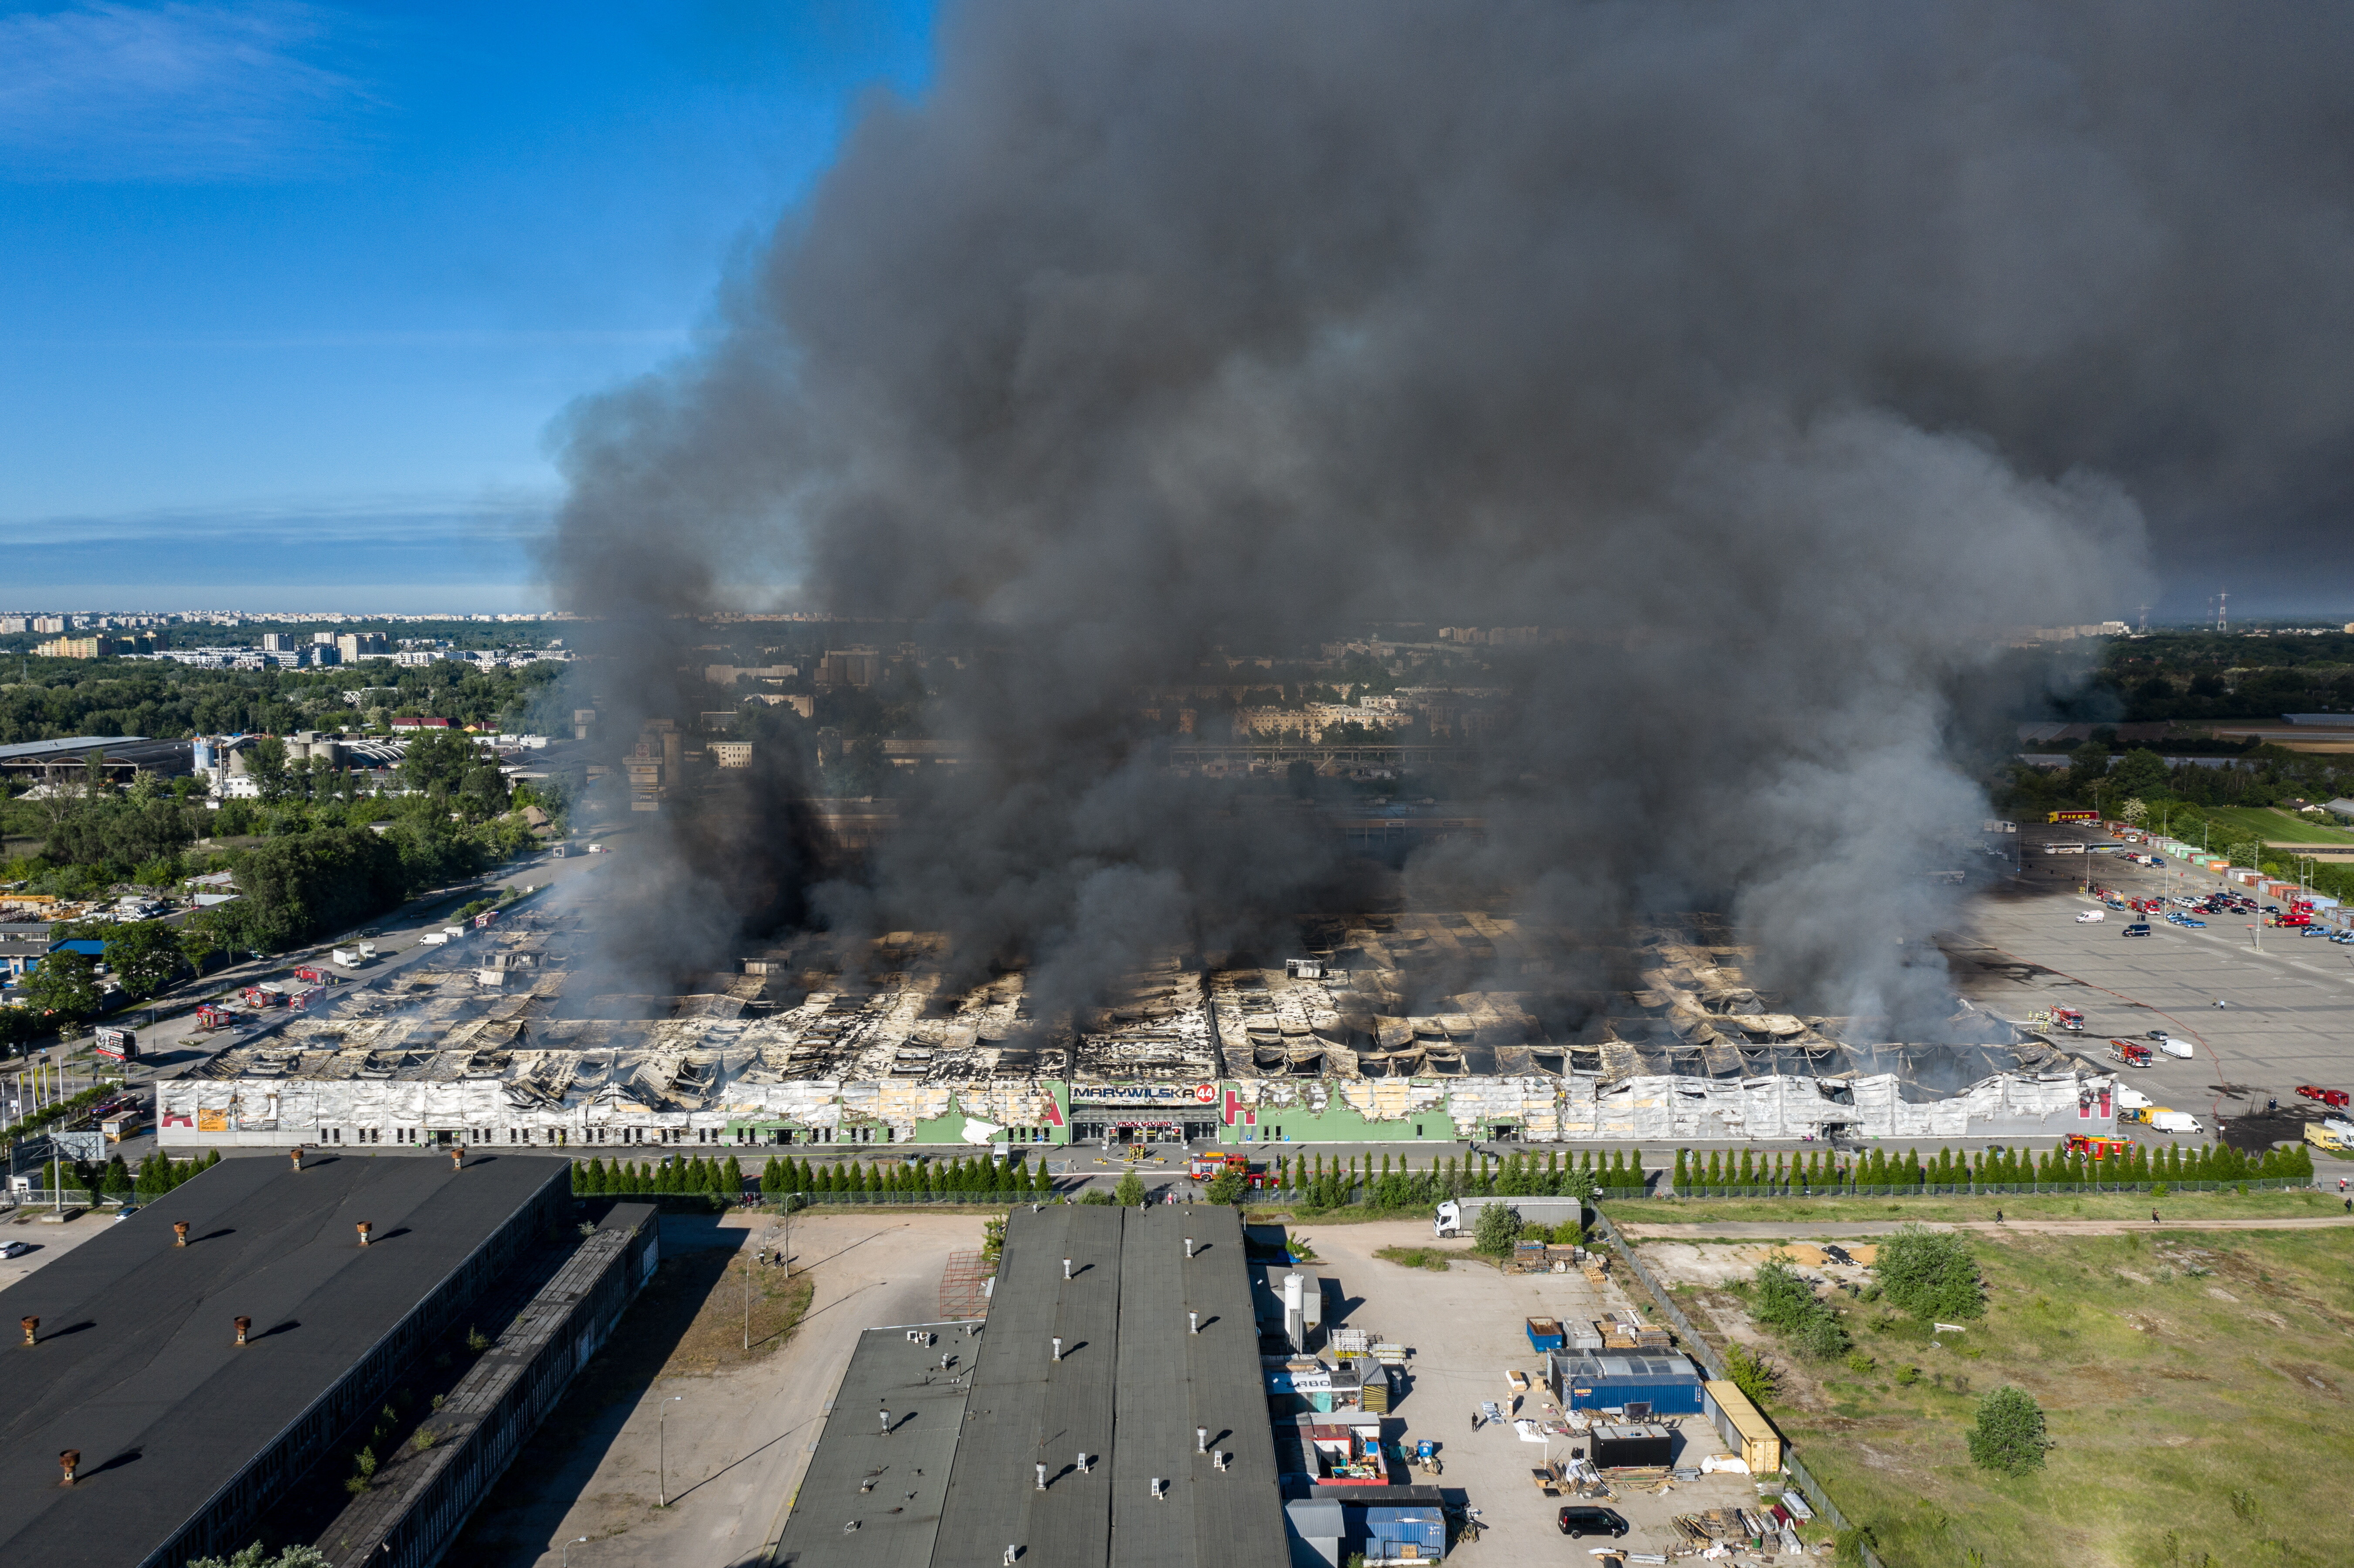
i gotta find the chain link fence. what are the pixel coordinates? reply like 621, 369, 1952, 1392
1590, 1205, 1887, 1568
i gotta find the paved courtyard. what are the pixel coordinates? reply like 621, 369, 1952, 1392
1302, 1220, 1783, 1563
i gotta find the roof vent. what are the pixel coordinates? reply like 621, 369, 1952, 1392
449, 1148, 464, 1171
1035, 1463, 1047, 1490
234, 1316, 252, 1347
289, 1147, 304, 1172
1196, 1426, 1208, 1453
58, 1450, 79, 1486
1063, 1257, 1073, 1280
1184, 1236, 1195, 1258
1052, 1336, 1063, 1362
173, 1221, 189, 1247
1189, 1311, 1199, 1335
20, 1316, 37, 1347
356, 1222, 373, 1246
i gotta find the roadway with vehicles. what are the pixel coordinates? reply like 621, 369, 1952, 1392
1948, 820, 2354, 1151
2, 838, 611, 1172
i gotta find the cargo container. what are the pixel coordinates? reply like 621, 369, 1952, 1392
1362, 1503, 1445, 1562
1549, 1352, 1703, 1416
1525, 1317, 1566, 1353
1702, 1379, 1783, 1473
1586, 1423, 1675, 1469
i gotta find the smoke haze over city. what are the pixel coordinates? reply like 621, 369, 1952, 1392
545, 0, 2354, 1033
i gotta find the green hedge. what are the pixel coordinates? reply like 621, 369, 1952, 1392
1666, 1138, 2314, 1195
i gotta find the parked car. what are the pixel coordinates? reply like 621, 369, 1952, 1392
112, 1205, 139, 1222
1558, 1507, 1630, 1539
0, 1241, 30, 1258
2178, 917, 2206, 927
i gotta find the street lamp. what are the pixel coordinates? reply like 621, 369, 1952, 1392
657, 1395, 683, 1507
563, 1538, 588, 1567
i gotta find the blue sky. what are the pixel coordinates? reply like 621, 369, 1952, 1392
0, 0, 934, 611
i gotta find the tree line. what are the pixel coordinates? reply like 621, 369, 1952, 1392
1672, 1139, 2314, 1191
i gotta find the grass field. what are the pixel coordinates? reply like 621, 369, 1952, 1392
1610, 1189, 2346, 1227
1655, 1226, 2354, 1568
2181, 804, 2354, 847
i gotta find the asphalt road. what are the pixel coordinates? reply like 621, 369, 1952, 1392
1949, 835, 2354, 1137
5, 842, 610, 1170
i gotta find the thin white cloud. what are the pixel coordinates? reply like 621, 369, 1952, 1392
0, 485, 553, 544
0, 2, 362, 180
1, 328, 704, 350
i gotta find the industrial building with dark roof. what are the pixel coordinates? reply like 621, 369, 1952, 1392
775, 1205, 1286, 1568
0, 1151, 571, 1568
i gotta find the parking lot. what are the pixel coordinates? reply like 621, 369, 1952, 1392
1948, 838, 2354, 1136
1302, 1221, 1783, 1561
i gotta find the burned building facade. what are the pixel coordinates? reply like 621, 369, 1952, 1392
159, 901, 2113, 1152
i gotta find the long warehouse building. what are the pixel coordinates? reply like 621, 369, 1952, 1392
158, 907, 2117, 1151
775, 1205, 1286, 1568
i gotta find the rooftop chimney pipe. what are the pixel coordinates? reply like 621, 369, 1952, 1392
20, 1316, 37, 1347
450, 1148, 463, 1171
234, 1316, 251, 1347
58, 1450, 79, 1486
1077, 1451, 1091, 1474
1063, 1258, 1072, 1280
1184, 1236, 1195, 1258
1189, 1311, 1198, 1335
1197, 1426, 1208, 1454
1035, 1463, 1047, 1490
173, 1221, 189, 1246
1052, 1337, 1063, 1362
289, 1147, 304, 1172
356, 1222, 373, 1246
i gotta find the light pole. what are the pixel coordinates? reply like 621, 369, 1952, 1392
743, 1243, 752, 1352
657, 1395, 683, 1507
562, 1538, 588, 1567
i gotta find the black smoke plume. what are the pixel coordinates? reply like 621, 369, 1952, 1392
543, 1, 2354, 1031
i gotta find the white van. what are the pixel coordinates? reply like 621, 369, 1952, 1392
2149, 1110, 2203, 1134
2155, 1035, 2194, 1060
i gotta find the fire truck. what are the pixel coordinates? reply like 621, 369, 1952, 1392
1187, 1153, 1264, 1188
2108, 1040, 2154, 1069
2064, 1134, 2137, 1160
2269, 899, 2316, 928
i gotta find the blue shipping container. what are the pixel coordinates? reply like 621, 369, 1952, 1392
1553, 1352, 1705, 1415
1361, 1507, 1445, 1558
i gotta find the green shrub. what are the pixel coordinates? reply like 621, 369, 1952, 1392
1873, 1224, 1985, 1320
1471, 1201, 1520, 1257
1722, 1341, 1779, 1406
1966, 1385, 2051, 1476
1751, 1257, 1851, 1358
1113, 1170, 1146, 1206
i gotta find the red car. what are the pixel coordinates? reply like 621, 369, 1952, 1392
2296, 1085, 2351, 1108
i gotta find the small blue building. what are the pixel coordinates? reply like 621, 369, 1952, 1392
1549, 1351, 1705, 1415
